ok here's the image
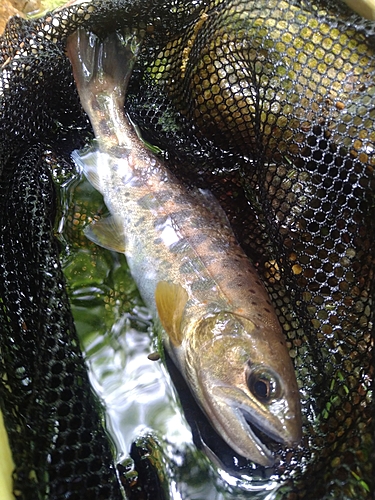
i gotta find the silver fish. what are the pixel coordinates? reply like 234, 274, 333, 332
66, 28, 302, 467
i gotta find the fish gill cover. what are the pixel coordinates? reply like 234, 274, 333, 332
0, 0, 373, 499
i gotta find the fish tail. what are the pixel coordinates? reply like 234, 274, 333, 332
66, 29, 141, 147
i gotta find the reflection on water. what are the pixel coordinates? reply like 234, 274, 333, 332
60, 175, 282, 499
84, 310, 193, 459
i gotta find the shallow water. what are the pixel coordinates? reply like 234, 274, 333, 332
58, 171, 284, 499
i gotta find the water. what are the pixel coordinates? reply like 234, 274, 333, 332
57, 170, 283, 499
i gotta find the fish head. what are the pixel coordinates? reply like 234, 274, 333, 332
190, 311, 302, 467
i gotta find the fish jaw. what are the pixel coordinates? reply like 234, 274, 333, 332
234, 378, 301, 443
201, 385, 276, 466
195, 377, 301, 467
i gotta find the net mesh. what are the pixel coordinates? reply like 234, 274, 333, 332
0, 0, 373, 498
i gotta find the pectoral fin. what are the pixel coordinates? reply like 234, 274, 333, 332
84, 215, 126, 253
155, 281, 188, 347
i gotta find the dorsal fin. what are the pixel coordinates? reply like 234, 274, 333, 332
155, 281, 188, 347
84, 215, 126, 253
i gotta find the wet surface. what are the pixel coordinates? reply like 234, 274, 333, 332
61, 173, 287, 499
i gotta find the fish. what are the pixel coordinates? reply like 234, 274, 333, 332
66, 28, 302, 467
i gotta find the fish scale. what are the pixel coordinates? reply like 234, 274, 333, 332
67, 27, 302, 468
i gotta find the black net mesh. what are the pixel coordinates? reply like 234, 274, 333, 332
0, 0, 374, 499
0, 146, 123, 499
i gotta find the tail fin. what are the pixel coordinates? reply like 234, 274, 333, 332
66, 29, 141, 146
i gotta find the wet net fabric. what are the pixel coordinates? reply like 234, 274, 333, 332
0, 0, 374, 499
0, 147, 123, 499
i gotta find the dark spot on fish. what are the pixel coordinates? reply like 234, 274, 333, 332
179, 262, 190, 274
108, 146, 129, 159
169, 239, 188, 254
191, 278, 215, 292
187, 232, 207, 248
130, 177, 144, 188
249, 289, 256, 294
180, 257, 205, 274
135, 216, 146, 227
160, 260, 173, 271
264, 307, 271, 313
156, 190, 172, 204
153, 237, 162, 245
97, 117, 112, 135
154, 215, 169, 228
190, 216, 208, 230
172, 209, 193, 222
137, 193, 157, 209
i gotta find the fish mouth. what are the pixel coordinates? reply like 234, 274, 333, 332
240, 407, 286, 446
237, 408, 278, 465
204, 385, 286, 466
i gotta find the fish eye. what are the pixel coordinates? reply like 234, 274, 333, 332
246, 366, 281, 403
